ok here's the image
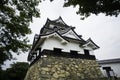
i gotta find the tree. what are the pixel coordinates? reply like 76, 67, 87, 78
0, 69, 9, 80
50, 0, 120, 19
0, 0, 40, 65
0, 62, 29, 80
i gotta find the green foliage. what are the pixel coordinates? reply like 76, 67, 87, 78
63, 0, 120, 19
0, 0, 40, 65
0, 62, 29, 80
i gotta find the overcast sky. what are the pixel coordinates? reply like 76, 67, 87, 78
2, 0, 120, 69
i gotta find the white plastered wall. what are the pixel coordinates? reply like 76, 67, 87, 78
40, 36, 94, 55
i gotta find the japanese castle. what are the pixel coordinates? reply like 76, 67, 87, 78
28, 17, 99, 64
25, 17, 102, 80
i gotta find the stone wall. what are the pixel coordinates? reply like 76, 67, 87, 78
25, 56, 102, 80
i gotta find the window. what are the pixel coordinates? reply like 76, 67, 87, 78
70, 50, 78, 57
84, 49, 90, 55
53, 48, 62, 55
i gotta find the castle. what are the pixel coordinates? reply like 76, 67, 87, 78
25, 17, 102, 80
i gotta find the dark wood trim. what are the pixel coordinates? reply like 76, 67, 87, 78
29, 49, 96, 66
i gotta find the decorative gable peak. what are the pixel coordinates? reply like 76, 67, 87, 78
52, 16, 67, 25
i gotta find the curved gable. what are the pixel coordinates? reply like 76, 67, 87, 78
83, 38, 100, 50
62, 29, 80, 40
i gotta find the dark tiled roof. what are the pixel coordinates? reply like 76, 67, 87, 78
40, 17, 73, 35
97, 58, 120, 64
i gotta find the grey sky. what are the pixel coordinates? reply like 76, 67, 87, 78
2, 0, 120, 69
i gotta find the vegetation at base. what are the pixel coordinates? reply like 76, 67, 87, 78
0, 62, 29, 80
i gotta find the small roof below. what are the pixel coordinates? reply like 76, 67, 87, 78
97, 58, 120, 64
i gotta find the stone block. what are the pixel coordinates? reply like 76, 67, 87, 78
41, 67, 50, 71
24, 56, 102, 80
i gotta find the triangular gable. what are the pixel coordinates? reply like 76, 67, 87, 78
83, 38, 100, 50
62, 29, 81, 40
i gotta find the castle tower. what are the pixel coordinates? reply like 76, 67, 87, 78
25, 17, 102, 80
